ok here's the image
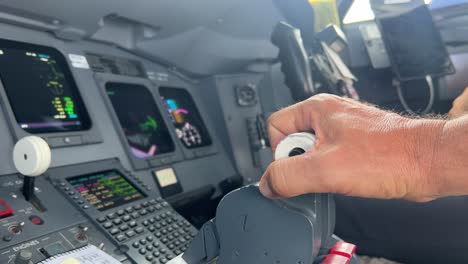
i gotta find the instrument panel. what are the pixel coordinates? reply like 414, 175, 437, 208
0, 18, 263, 264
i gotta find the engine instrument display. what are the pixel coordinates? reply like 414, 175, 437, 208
67, 170, 145, 212
0, 39, 91, 133
159, 87, 212, 149
106, 82, 175, 158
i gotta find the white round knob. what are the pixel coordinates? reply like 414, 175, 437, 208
274, 132, 316, 160
13, 136, 51, 177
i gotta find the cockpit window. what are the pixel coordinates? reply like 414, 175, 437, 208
343, 0, 433, 25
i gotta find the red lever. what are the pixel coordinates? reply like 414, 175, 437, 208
329, 241, 357, 258
322, 254, 350, 264
0, 200, 14, 219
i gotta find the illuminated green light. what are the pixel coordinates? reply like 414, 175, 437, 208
139, 116, 158, 132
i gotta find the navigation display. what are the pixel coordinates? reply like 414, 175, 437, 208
0, 39, 91, 133
106, 82, 175, 158
67, 170, 145, 212
159, 87, 212, 149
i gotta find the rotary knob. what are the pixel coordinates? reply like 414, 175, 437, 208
9, 222, 25, 234
75, 225, 89, 242
15, 250, 33, 264
236, 83, 258, 106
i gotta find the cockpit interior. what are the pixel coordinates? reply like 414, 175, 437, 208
0, 1, 467, 264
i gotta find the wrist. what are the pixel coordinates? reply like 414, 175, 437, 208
404, 117, 447, 201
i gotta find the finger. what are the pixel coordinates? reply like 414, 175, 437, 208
259, 152, 329, 199
267, 101, 311, 152
268, 94, 346, 152
267, 94, 337, 151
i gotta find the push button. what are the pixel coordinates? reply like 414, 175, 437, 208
29, 215, 44, 225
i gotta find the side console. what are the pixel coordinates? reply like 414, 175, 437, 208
0, 174, 118, 264
0, 159, 198, 264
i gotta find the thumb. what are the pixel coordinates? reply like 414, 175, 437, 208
259, 154, 324, 199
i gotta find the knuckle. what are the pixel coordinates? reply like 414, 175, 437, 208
309, 93, 340, 109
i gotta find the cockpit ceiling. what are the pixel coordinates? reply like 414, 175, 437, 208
0, 0, 286, 76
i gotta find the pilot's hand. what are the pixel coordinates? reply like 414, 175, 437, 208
259, 94, 446, 202
448, 87, 468, 119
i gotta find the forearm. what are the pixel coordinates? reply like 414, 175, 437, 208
429, 115, 468, 197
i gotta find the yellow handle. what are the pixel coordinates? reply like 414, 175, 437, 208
308, 0, 340, 32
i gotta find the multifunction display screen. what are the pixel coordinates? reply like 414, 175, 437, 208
67, 170, 145, 211
0, 39, 91, 133
106, 82, 175, 158
159, 87, 212, 149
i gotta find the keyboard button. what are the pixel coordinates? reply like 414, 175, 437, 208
116, 234, 126, 242
109, 228, 119, 235
126, 230, 136, 238
140, 209, 148, 216
107, 213, 117, 220
131, 212, 140, 219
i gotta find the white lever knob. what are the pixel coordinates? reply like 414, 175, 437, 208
13, 136, 51, 177
274, 132, 316, 160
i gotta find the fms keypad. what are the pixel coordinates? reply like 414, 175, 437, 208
51, 160, 198, 264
